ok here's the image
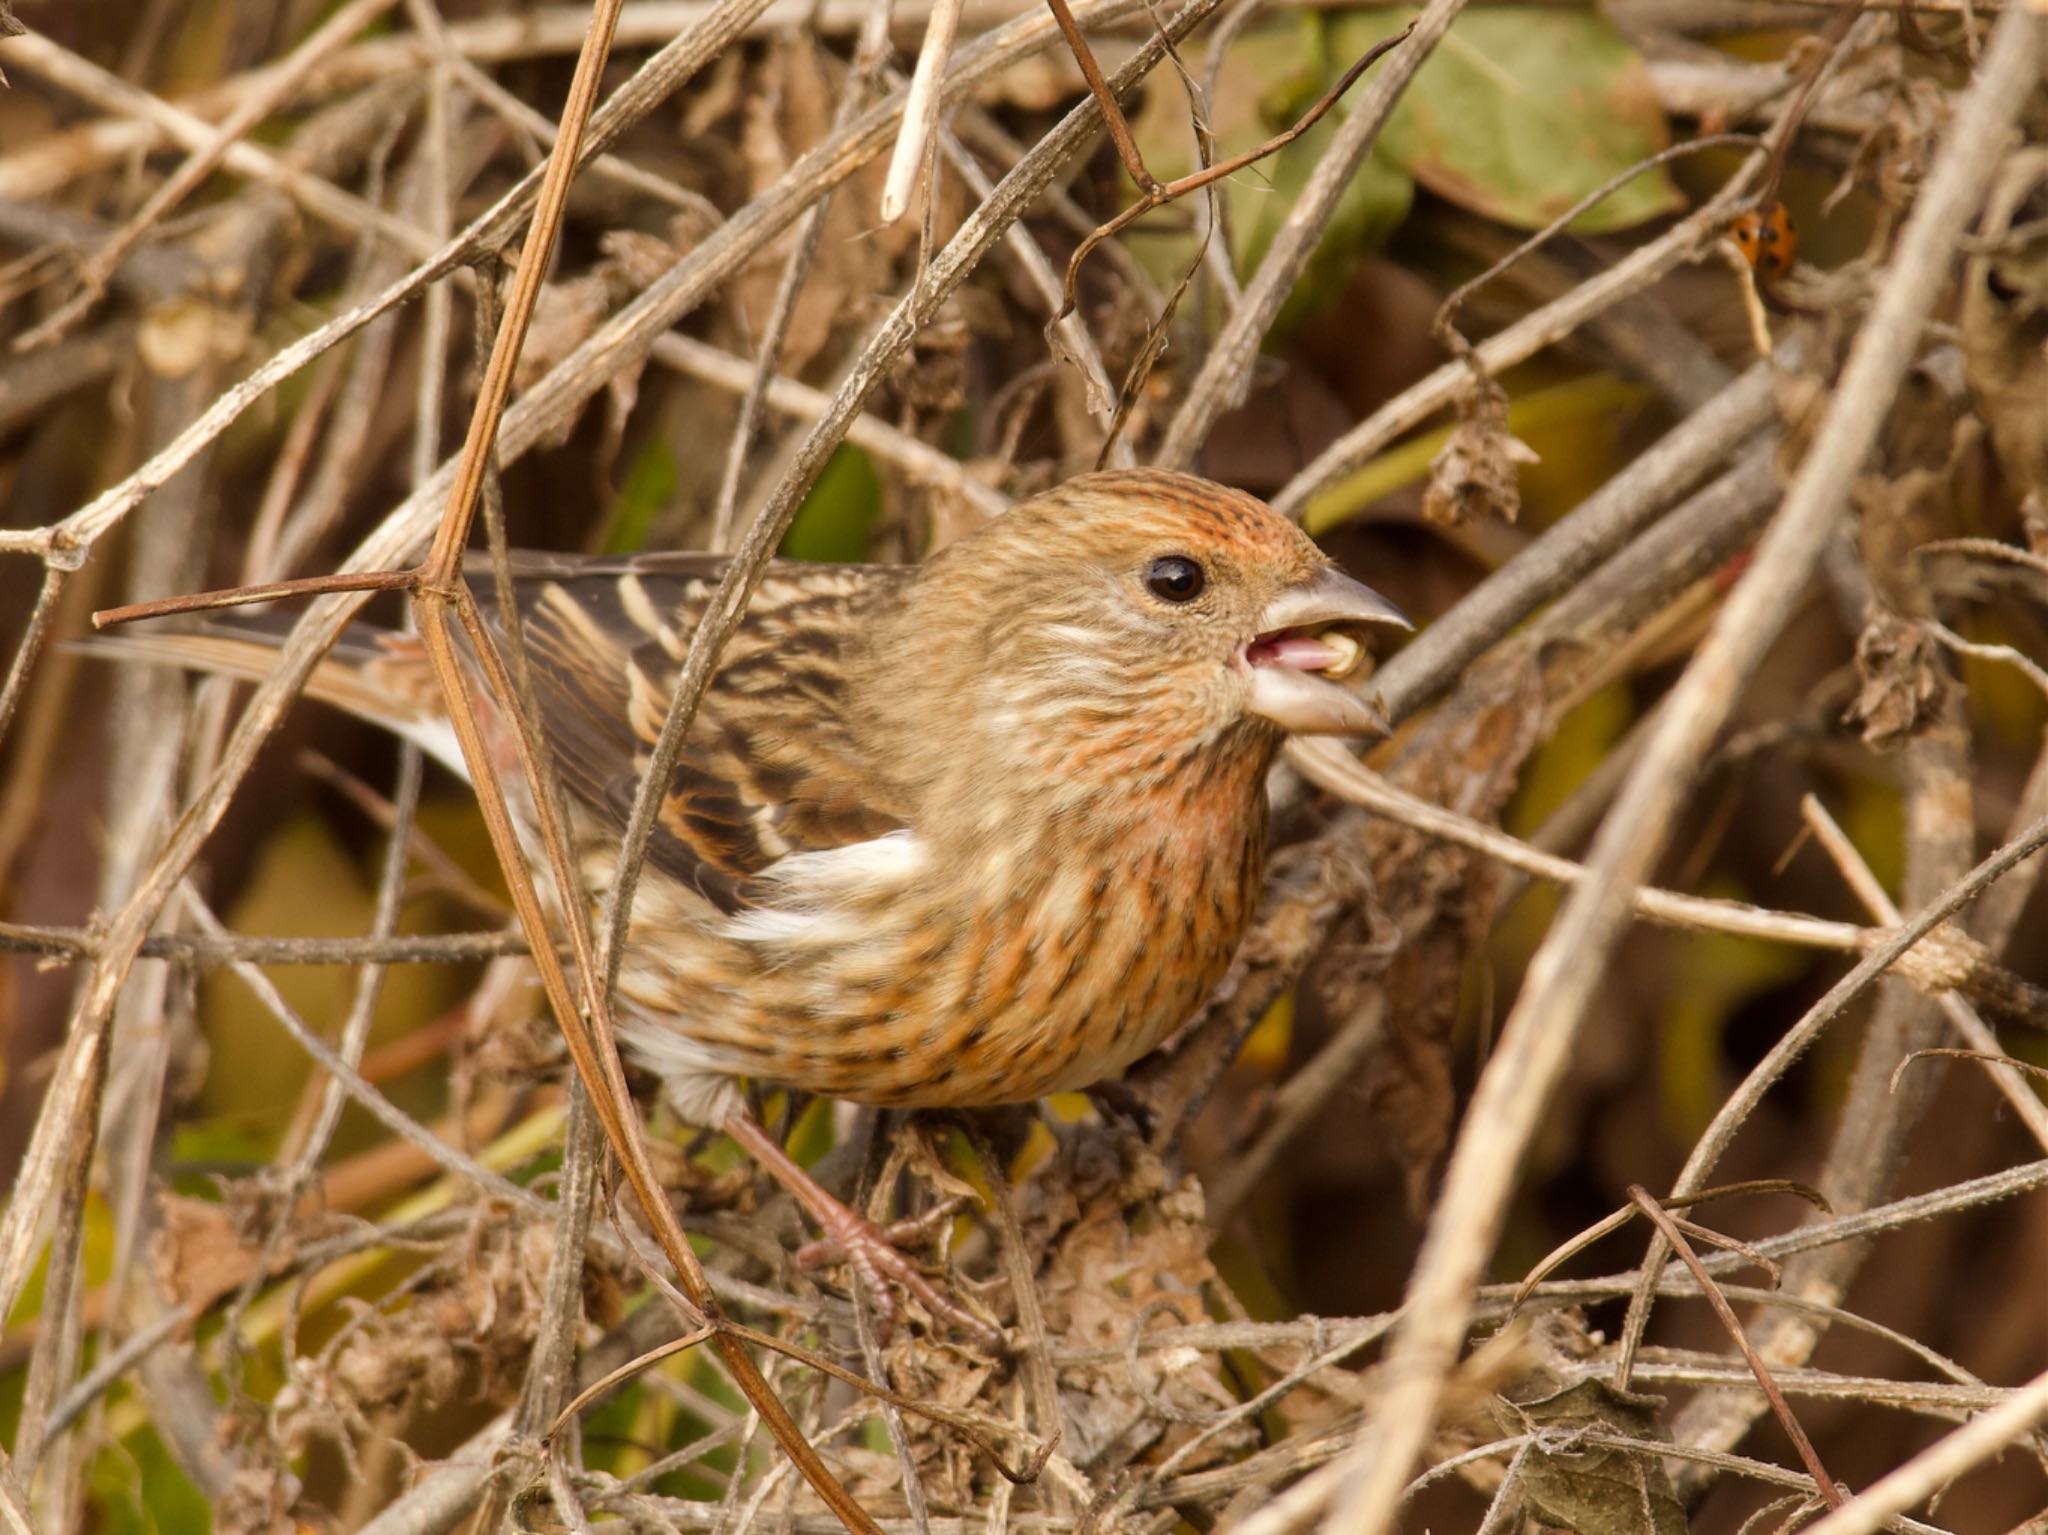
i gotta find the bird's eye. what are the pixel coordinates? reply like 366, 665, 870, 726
1145, 555, 1206, 603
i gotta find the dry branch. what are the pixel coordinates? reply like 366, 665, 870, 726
3, 0, 2044, 1529
1323, 9, 2048, 1529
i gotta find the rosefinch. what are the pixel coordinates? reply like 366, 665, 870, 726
98, 468, 1407, 1334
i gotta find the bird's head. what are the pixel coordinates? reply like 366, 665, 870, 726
869, 470, 1410, 798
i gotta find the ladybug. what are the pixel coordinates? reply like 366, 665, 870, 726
1730, 200, 1798, 284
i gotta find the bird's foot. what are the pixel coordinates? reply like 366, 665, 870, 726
795, 1198, 1001, 1349
723, 1109, 1004, 1350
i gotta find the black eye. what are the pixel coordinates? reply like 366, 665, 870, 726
1145, 555, 1206, 603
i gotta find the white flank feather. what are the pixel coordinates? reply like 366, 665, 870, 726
723, 829, 927, 949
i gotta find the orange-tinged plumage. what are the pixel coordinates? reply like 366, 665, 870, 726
99, 470, 1408, 1127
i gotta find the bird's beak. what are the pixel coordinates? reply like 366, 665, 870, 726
1241, 565, 1411, 737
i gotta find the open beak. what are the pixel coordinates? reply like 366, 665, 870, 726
1241, 565, 1411, 737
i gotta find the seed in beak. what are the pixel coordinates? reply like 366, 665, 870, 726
1321, 630, 1363, 680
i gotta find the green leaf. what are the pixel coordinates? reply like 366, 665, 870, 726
198, 814, 463, 1140
1125, 6, 1676, 327
1229, 115, 1416, 333
168, 1118, 278, 1194
786, 1094, 838, 1165
602, 438, 679, 555
1333, 7, 1683, 233
781, 444, 881, 563
1127, 17, 1414, 326
1659, 882, 1811, 1134
3, 1192, 116, 1328
1506, 678, 1633, 837
89, 1428, 213, 1535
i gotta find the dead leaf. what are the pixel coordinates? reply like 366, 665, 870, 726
152, 1193, 263, 1315
600, 228, 682, 291
1844, 606, 1947, 749
1340, 651, 1547, 1211
1961, 149, 2048, 509
1025, 1125, 1246, 1474
0, 0, 21, 86
1494, 1316, 1686, 1535
213, 1460, 301, 1535
315, 1206, 622, 1428
330, 1320, 464, 1419
680, 46, 745, 136
1508, 1382, 1688, 1535
733, 37, 858, 377
516, 273, 610, 395
1424, 372, 1539, 527
1855, 467, 1951, 617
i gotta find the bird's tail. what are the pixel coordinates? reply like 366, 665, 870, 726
70, 623, 464, 773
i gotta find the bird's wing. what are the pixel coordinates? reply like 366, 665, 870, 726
480, 552, 915, 915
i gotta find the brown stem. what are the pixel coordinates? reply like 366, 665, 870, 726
91, 569, 416, 629
1053, 19, 1413, 317
0, 565, 67, 755
1042, 0, 1156, 192
1626, 1187, 1845, 1510
1160, 23, 1413, 199
431, 592, 886, 1534
391, 0, 880, 1524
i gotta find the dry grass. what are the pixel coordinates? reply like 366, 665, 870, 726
2, 2, 2046, 1533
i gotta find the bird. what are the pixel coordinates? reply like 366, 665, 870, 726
93, 468, 1409, 1337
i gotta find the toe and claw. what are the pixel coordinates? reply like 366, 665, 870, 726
723, 1109, 1005, 1350
796, 1197, 1002, 1349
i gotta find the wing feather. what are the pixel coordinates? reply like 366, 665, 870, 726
473, 552, 912, 916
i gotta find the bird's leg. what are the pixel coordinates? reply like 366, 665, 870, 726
721, 1109, 1003, 1348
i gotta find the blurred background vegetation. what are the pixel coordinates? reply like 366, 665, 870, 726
1, 1, 2045, 1531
